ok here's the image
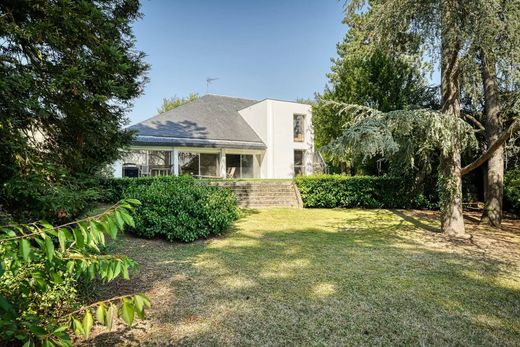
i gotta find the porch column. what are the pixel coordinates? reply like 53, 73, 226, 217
219, 149, 226, 178
172, 148, 179, 176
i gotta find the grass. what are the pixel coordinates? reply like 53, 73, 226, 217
86, 208, 520, 346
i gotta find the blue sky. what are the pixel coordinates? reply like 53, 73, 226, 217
128, 0, 346, 125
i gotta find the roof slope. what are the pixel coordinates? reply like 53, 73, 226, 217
129, 95, 265, 149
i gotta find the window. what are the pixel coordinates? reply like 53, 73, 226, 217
226, 154, 255, 178
294, 150, 305, 176
293, 114, 305, 142
179, 152, 219, 177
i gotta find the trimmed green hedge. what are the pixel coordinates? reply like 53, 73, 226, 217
102, 176, 239, 242
295, 175, 433, 209
505, 168, 520, 211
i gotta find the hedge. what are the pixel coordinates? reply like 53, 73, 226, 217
295, 175, 433, 209
99, 176, 239, 242
505, 168, 520, 211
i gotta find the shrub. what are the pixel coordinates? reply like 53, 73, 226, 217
123, 176, 239, 242
98, 175, 187, 203
295, 174, 433, 209
2, 166, 100, 223
505, 168, 520, 211
0, 200, 150, 346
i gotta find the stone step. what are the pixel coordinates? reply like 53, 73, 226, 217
210, 181, 302, 209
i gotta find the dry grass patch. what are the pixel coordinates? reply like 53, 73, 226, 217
85, 209, 520, 346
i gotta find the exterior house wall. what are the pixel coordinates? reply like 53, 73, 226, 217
239, 99, 314, 179
112, 97, 315, 179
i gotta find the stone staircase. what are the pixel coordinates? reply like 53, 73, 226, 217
211, 181, 303, 208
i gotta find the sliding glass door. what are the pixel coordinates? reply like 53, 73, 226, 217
179, 152, 219, 177
226, 154, 254, 178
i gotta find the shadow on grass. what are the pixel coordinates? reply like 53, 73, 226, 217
389, 209, 441, 233
86, 209, 520, 346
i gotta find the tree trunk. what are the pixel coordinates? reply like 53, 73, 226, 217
479, 49, 503, 227
439, 0, 465, 237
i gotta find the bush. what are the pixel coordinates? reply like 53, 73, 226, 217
505, 168, 520, 211
2, 170, 100, 224
295, 174, 433, 209
98, 175, 188, 203
123, 176, 239, 242
0, 200, 150, 346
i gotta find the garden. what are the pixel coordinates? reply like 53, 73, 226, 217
2, 1, 520, 346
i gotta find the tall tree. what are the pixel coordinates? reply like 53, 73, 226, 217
313, 14, 435, 171
460, 0, 520, 227
337, 0, 479, 236
0, 0, 148, 178
0, 0, 148, 220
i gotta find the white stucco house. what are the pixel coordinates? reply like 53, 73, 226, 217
112, 94, 324, 179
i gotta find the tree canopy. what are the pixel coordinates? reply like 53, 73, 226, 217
0, 0, 148, 221
157, 93, 199, 114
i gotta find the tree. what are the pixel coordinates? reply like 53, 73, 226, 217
458, 1, 520, 227
157, 93, 199, 113
0, 0, 148, 219
313, 17, 436, 172
336, 0, 482, 236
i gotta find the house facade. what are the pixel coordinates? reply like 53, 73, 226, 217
112, 94, 322, 179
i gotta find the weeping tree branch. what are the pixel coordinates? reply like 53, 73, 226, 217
461, 119, 520, 176
461, 112, 485, 132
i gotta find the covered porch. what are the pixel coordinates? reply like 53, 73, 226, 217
115, 147, 264, 179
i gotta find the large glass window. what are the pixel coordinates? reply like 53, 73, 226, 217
241, 155, 254, 178
294, 114, 305, 142
179, 152, 199, 176
226, 154, 255, 178
200, 153, 219, 177
294, 150, 305, 176
179, 152, 219, 177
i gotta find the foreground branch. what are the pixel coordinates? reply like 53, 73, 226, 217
461, 119, 520, 176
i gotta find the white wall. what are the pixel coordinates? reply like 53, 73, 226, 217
240, 99, 314, 179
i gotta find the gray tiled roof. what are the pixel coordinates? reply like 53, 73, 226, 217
129, 95, 266, 149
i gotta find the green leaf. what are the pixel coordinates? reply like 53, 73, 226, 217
96, 304, 106, 325
72, 318, 84, 337
119, 209, 135, 228
57, 229, 67, 252
121, 300, 134, 326
44, 236, 55, 262
82, 310, 94, 339
106, 304, 116, 331
125, 198, 141, 206
72, 228, 85, 248
22, 340, 35, 347
20, 239, 31, 261
122, 264, 129, 280
115, 211, 125, 229
133, 295, 146, 319
41, 339, 55, 347
105, 219, 118, 240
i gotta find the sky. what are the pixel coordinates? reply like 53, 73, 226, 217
128, 0, 346, 125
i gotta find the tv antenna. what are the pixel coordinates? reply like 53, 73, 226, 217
206, 77, 219, 93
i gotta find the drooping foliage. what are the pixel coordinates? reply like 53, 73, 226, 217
0, 0, 148, 221
312, 5, 436, 172
0, 199, 150, 346
325, 103, 477, 175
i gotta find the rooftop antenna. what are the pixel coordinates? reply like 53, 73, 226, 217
206, 77, 219, 94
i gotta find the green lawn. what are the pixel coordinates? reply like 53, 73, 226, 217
87, 209, 520, 346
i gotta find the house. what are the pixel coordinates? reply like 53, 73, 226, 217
111, 94, 324, 179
